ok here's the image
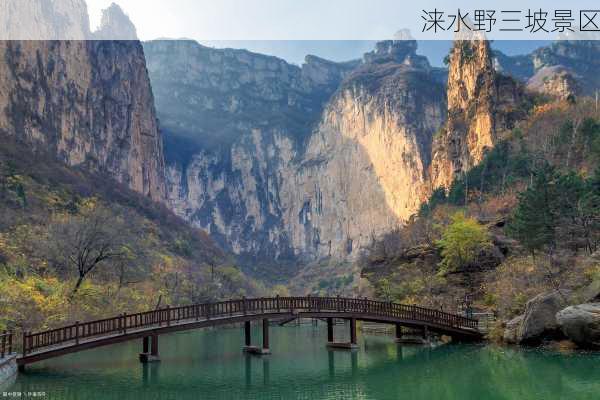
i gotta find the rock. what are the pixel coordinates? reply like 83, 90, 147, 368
93, 3, 138, 40
556, 303, 600, 348
148, 39, 446, 263
517, 290, 570, 345
0, 0, 91, 40
503, 315, 524, 344
429, 38, 524, 191
526, 66, 580, 100
0, 2, 167, 202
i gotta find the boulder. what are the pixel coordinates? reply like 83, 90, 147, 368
517, 290, 570, 345
503, 315, 524, 344
556, 303, 600, 348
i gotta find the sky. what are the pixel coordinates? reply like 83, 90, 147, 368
84, 0, 589, 65
86, 0, 600, 40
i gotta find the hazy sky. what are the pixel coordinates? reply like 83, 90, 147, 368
86, 0, 599, 40
84, 1, 583, 65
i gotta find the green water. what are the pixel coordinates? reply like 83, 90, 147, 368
6, 323, 600, 400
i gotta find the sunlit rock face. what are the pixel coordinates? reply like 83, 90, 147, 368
149, 40, 446, 263
0, 2, 167, 201
430, 38, 523, 190
285, 60, 446, 260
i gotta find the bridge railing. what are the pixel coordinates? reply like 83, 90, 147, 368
21, 297, 478, 355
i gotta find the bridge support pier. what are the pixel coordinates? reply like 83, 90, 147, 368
394, 323, 403, 343
139, 335, 160, 363
327, 318, 334, 343
243, 319, 271, 355
327, 318, 358, 350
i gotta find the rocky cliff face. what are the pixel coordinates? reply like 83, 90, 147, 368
0, 2, 166, 202
148, 40, 446, 263
0, 0, 90, 40
146, 40, 359, 262
431, 39, 523, 190
285, 58, 446, 260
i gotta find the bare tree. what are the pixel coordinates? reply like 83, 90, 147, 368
47, 206, 132, 296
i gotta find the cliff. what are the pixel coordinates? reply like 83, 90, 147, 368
145, 40, 358, 262
0, 0, 90, 40
0, 2, 166, 202
286, 58, 446, 260
147, 40, 445, 263
430, 39, 523, 190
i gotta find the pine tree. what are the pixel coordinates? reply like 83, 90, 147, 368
508, 165, 557, 257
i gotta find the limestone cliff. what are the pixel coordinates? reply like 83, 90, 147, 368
146, 40, 358, 262
0, 2, 166, 201
430, 39, 523, 190
285, 58, 446, 260
149, 40, 445, 263
0, 0, 90, 40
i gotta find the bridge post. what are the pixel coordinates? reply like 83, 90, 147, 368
139, 335, 160, 363
244, 321, 251, 347
151, 335, 159, 356
327, 318, 358, 350
143, 336, 149, 353
21, 331, 27, 356
395, 323, 402, 342
262, 318, 269, 351
243, 319, 270, 355
350, 318, 357, 345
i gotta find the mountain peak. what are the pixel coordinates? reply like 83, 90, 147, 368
0, 0, 90, 39
93, 2, 137, 40
363, 34, 430, 68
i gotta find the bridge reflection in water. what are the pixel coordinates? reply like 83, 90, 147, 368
133, 331, 435, 389
17, 297, 481, 369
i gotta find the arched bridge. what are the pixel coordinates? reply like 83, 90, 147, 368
16, 297, 482, 368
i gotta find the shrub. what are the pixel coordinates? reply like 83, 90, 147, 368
437, 212, 492, 274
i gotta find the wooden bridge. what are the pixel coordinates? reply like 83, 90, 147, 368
16, 297, 482, 368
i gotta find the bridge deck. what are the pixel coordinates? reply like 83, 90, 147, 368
17, 297, 482, 366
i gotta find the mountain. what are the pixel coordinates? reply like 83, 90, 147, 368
431, 38, 524, 190
0, 1, 166, 202
145, 39, 447, 265
494, 41, 600, 99
0, 0, 90, 40
0, 1, 269, 332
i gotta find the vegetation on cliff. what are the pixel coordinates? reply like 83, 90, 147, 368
0, 138, 266, 334
362, 97, 600, 322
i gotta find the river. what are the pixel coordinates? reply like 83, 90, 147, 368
6, 322, 600, 399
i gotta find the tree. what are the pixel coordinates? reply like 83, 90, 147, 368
508, 165, 558, 256
437, 212, 492, 274
46, 204, 134, 296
